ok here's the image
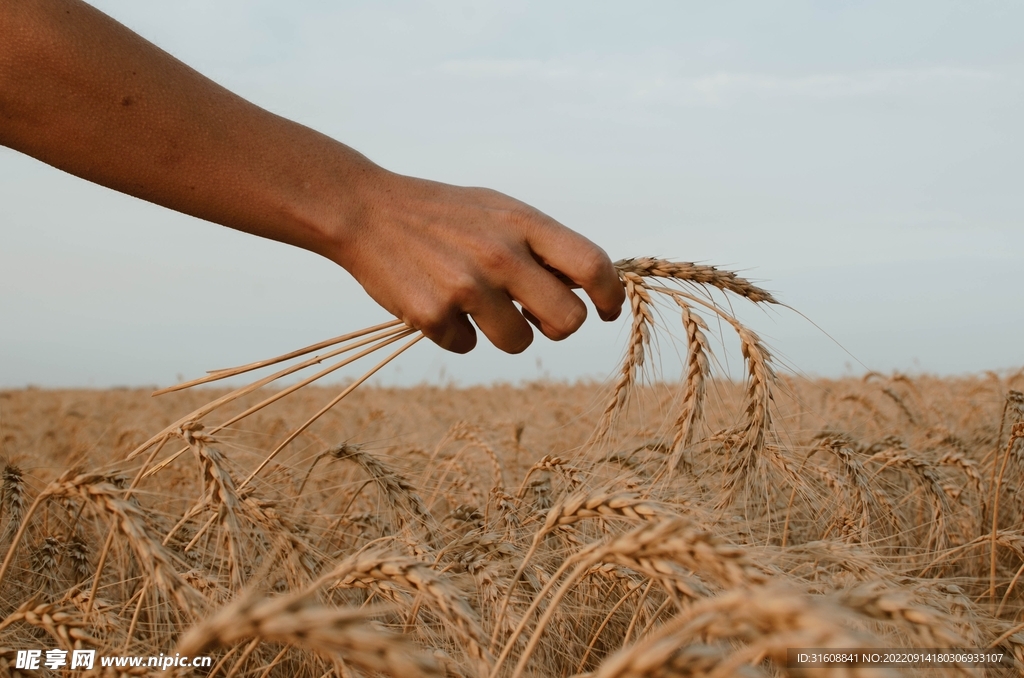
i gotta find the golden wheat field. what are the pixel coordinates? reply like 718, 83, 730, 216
2, 259, 1024, 678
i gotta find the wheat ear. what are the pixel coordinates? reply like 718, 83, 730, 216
591, 586, 884, 678
0, 465, 25, 544
666, 298, 711, 475
593, 271, 654, 442
614, 258, 778, 303
322, 550, 491, 672
0, 601, 100, 649
325, 443, 438, 541
500, 518, 765, 678
491, 491, 663, 651
176, 593, 441, 678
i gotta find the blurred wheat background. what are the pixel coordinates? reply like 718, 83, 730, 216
2, 261, 1023, 677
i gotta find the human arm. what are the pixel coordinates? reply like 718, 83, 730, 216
0, 0, 624, 353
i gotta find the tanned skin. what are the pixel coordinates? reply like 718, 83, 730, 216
0, 0, 624, 354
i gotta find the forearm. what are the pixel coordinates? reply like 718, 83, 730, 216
0, 0, 366, 259
1, 0, 625, 354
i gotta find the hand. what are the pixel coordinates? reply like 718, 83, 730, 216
0, 0, 624, 355
331, 169, 625, 354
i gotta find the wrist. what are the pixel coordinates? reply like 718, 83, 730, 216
287, 140, 388, 274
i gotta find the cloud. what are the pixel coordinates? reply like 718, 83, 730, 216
438, 55, 1002, 108
675, 67, 999, 104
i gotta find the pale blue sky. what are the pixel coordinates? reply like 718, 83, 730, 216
2, 1, 1021, 387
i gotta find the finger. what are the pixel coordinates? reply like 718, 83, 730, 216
508, 265, 588, 341
418, 311, 477, 354
466, 288, 534, 354
522, 307, 543, 330
522, 217, 624, 322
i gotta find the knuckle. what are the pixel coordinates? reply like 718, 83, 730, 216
408, 303, 477, 354
405, 303, 448, 336
476, 242, 516, 276
574, 246, 611, 286
507, 205, 543, 232
446, 272, 480, 308
470, 186, 505, 203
